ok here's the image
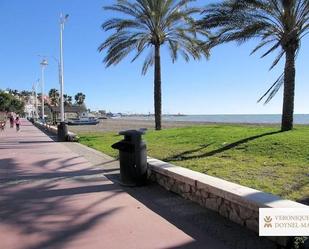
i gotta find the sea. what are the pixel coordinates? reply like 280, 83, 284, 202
123, 114, 309, 125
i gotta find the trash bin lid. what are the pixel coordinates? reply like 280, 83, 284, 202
119, 129, 146, 136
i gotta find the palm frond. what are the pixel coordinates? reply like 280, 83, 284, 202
198, 0, 309, 104
100, 0, 210, 74
269, 49, 284, 70
257, 73, 284, 104
142, 49, 154, 75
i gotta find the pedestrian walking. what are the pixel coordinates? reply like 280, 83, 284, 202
15, 117, 21, 131
0, 121, 5, 131
9, 115, 14, 128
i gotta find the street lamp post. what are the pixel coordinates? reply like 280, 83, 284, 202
57, 13, 69, 141
31, 83, 35, 118
60, 13, 69, 122
32, 79, 40, 120
40, 59, 48, 122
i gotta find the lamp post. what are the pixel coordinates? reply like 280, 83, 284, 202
60, 13, 69, 122
57, 13, 69, 141
40, 59, 48, 122
31, 84, 35, 118
32, 79, 40, 120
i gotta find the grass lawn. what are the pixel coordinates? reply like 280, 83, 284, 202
78, 124, 309, 202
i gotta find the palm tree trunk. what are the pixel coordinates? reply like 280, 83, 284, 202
154, 44, 162, 130
281, 47, 296, 131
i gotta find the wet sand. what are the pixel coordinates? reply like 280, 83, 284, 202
68, 118, 206, 133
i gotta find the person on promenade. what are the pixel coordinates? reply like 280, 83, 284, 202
0, 121, 5, 131
15, 116, 20, 131
9, 115, 14, 128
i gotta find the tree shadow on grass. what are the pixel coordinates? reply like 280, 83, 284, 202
164, 130, 282, 162
163, 143, 214, 161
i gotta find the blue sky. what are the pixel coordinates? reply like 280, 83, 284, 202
0, 0, 308, 114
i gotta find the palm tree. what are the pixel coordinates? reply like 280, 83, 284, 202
99, 0, 209, 130
63, 94, 73, 106
48, 88, 60, 107
198, 0, 309, 131
20, 90, 32, 103
74, 92, 86, 106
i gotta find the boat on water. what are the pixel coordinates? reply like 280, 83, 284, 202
67, 117, 99, 125
106, 112, 122, 119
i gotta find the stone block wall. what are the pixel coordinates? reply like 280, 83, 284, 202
147, 158, 308, 247
33, 121, 79, 142
149, 170, 259, 232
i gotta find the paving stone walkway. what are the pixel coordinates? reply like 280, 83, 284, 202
0, 119, 277, 249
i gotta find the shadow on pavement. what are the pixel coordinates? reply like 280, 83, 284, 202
0, 157, 123, 249
1, 169, 107, 183
103, 171, 277, 249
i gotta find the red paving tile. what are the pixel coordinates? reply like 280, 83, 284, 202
0, 120, 228, 249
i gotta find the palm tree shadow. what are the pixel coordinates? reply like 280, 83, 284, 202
25, 208, 121, 249
164, 143, 214, 161
164, 130, 282, 162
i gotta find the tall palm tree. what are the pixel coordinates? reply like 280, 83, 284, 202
74, 92, 86, 106
198, 0, 309, 131
63, 94, 73, 107
48, 88, 60, 107
99, 0, 209, 130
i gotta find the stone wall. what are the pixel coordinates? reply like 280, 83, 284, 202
149, 168, 259, 232
147, 158, 308, 247
33, 121, 79, 142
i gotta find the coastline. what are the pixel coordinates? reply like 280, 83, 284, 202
121, 114, 309, 124
68, 117, 307, 133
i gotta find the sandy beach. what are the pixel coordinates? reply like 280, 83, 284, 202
68, 118, 206, 133
68, 117, 287, 134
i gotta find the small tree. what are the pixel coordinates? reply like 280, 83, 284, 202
0, 91, 24, 113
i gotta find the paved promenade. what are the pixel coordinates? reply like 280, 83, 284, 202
0, 120, 276, 249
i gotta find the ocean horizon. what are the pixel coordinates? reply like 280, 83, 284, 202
122, 114, 309, 124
